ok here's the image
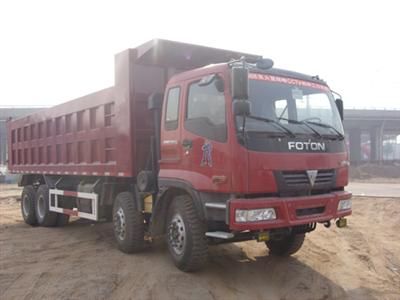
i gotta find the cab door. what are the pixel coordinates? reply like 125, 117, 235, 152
180, 74, 232, 193
160, 86, 182, 170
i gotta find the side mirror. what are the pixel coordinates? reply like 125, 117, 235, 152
148, 92, 163, 111
335, 99, 344, 121
214, 76, 224, 93
199, 74, 224, 93
233, 100, 251, 116
231, 67, 249, 100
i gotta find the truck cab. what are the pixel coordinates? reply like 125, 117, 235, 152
154, 58, 351, 270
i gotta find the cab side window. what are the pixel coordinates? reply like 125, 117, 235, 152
185, 79, 227, 142
165, 87, 180, 131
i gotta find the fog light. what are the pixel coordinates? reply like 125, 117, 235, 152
336, 218, 347, 228
235, 208, 276, 222
338, 199, 352, 211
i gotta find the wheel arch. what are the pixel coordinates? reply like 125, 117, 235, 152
18, 174, 46, 187
151, 178, 205, 237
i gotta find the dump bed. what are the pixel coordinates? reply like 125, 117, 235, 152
7, 39, 259, 178
7, 87, 127, 176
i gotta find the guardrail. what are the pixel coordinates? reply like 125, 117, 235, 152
350, 160, 400, 166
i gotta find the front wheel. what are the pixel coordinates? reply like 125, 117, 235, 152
166, 195, 208, 272
266, 233, 305, 256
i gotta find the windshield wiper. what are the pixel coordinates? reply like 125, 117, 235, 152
302, 120, 345, 140
278, 117, 323, 138
245, 115, 296, 137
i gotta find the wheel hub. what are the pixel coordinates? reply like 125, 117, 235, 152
168, 214, 186, 255
115, 207, 126, 241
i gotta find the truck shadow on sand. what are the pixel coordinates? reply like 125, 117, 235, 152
199, 244, 380, 300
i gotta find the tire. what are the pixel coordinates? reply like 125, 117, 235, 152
35, 185, 57, 227
266, 233, 305, 256
56, 214, 70, 227
21, 186, 37, 226
166, 195, 208, 272
113, 192, 145, 253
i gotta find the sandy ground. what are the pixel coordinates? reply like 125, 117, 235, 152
347, 182, 400, 198
350, 177, 400, 184
0, 184, 399, 300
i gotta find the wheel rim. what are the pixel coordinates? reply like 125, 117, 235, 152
22, 194, 30, 216
37, 194, 45, 220
168, 213, 186, 255
115, 207, 126, 241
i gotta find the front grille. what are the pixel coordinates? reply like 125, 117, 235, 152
274, 169, 336, 195
296, 206, 325, 217
282, 169, 334, 186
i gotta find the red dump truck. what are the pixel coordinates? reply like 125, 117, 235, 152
7, 39, 352, 271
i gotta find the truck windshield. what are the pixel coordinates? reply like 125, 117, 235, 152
237, 73, 344, 138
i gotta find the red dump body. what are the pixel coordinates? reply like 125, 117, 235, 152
7, 39, 258, 178
7, 87, 129, 176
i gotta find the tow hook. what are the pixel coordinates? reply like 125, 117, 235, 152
336, 218, 347, 228
323, 221, 331, 228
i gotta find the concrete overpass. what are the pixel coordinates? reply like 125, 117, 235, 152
343, 109, 400, 162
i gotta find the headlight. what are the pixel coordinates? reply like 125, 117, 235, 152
338, 199, 352, 211
235, 208, 276, 222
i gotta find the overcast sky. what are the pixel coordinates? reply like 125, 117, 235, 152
0, 0, 399, 109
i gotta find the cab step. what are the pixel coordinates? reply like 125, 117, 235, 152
205, 231, 234, 239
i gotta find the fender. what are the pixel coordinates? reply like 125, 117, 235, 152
151, 178, 205, 237
18, 174, 45, 187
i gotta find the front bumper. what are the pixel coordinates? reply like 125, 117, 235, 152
228, 191, 352, 231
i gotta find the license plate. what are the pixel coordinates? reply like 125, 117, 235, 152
257, 231, 270, 242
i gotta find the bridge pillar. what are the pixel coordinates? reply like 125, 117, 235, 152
349, 128, 362, 162
369, 127, 384, 161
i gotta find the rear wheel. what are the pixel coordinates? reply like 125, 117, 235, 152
35, 185, 57, 227
113, 192, 145, 253
166, 195, 208, 272
21, 186, 37, 226
266, 233, 305, 256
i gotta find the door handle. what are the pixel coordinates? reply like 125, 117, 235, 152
212, 175, 227, 185
182, 139, 193, 149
